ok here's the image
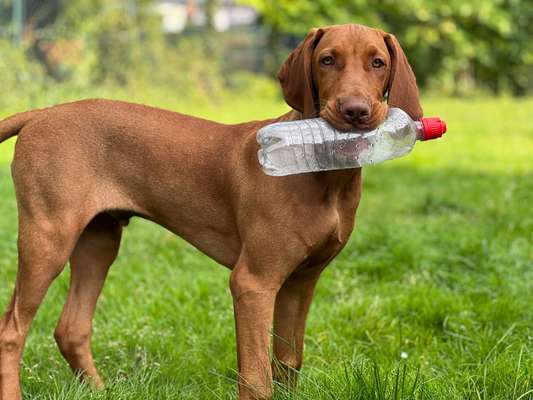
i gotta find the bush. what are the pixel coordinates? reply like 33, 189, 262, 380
0, 39, 48, 112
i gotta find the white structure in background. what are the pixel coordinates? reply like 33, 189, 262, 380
155, 0, 258, 33
156, 2, 188, 33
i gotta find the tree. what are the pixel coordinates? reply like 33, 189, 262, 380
240, 0, 533, 95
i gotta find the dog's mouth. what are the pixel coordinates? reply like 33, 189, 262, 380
320, 102, 388, 132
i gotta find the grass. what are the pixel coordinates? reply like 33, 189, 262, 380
0, 89, 532, 399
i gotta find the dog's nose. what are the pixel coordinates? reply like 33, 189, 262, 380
338, 97, 370, 124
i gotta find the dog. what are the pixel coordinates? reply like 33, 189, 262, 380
0, 24, 422, 400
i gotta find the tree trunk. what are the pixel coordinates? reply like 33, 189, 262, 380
204, 0, 220, 55
265, 23, 281, 78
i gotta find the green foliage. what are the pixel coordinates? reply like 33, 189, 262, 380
54, 0, 164, 85
2, 0, 530, 95
242, 0, 533, 96
0, 0, 228, 98
0, 39, 49, 111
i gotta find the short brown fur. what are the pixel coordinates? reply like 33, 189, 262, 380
0, 24, 421, 400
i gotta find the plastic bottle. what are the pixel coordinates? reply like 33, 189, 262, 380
257, 108, 446, 176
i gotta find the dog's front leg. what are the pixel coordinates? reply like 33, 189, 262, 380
229, 256, 285, 400
271, 272, 320, 389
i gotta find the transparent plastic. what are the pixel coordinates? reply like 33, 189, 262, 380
257, 107, 427, 176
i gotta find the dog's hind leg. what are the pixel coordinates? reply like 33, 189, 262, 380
0, 213, 81, 400
54, 213, 122, 389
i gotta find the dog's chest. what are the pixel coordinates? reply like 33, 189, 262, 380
306, 176, 362, 266
300, 197, 358, 269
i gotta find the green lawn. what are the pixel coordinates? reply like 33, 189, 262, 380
0, 93, 532, 399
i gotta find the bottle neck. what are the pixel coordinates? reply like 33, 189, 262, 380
414, 121, 424, 140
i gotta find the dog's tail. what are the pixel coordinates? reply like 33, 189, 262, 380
0, 110, 39, 143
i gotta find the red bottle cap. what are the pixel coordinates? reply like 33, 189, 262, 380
420, 117, 447, 141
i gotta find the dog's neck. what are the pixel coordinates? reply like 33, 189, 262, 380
275, 109, 303, 122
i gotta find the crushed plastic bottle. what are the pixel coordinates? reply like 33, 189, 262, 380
257, 107, 446, 176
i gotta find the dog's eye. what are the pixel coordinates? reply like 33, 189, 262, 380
372, 58, 385, 68
321, 56, 335, 66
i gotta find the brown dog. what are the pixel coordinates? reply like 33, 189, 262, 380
0, 24, 421, 400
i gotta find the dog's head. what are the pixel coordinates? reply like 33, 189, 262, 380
278, 24, 422, 130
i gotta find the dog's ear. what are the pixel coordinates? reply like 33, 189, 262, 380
383, 33, 423, 120
278, 28, 327, 118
